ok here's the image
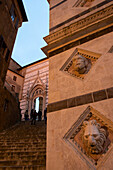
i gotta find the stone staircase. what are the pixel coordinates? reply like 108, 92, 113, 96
0, 121, 46, 170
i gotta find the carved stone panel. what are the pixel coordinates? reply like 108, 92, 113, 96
60, 48, 101, 79
63, 106, 113, 169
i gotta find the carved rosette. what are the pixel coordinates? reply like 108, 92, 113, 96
63, 106, 113, 169
60, 48, 101, 79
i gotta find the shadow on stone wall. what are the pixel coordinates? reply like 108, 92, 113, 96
0, 86, 21, 132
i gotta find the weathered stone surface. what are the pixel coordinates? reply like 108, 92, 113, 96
0, 0, 27, 131
0, 121, 46, 169
107, 87, 113, 98
43, 0, 113, 169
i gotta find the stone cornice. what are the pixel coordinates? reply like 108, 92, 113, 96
42, 19, 113, 57
49, 0, 113, 32
44, 4, 113, 45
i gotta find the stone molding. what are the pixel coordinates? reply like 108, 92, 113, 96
29, 71, 46, 96
47, 87, 113, 112
108, 46, 113, 53
50, 0, 67, 10
44, 4, 113, 45
49, 0, 113, 32
47, 25, 113, 57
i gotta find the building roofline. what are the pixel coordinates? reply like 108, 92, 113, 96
47, 0, 50, 4
8, 68, 24, 78
17, 0, 28, 22
11, 58, 22, 68
18, 57, 48, 70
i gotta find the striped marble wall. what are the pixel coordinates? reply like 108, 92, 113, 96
19, 59, 49, 119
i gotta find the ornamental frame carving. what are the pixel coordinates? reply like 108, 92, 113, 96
63, 106, 113, 169
60, 48, 101, 79
26, 72, 47, 119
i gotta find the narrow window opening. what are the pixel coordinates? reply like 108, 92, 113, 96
13, 76, 17, 81
10, 4, 16, 22
4, 99, 8, 112
5, 49, 10, 62
0, 35, 3, 49
15, 17, 19, 29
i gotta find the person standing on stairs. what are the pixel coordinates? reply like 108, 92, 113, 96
38, 110, 42, 121
24, 110, 29, 121
31, 110, 37, 125
44, 108, 47, 124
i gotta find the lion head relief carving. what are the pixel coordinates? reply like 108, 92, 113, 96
83, 120, 107, 154
72, 54, 91, 74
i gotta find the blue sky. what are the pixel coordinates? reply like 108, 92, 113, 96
11, 0, 49, 67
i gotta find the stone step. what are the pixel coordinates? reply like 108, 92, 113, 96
0, 144, 46, 149
0, 131, 46, 134
1, 135, 45, 138
0, 133, 46, 135
0, 148, 46, 152
0, 159, 46, 166
0, 137, 46, 140
0, 151, 38, 156
0, 153, 46, 161
0, 132, 46, 135
0, 145, 46, 151
0, 145, 46, 150
0, 121, 46, 168
0, 133, 46, 137
1, 131, 46, 134
0, 133, 46, 136
0, 138, 46, 141
0, 150, 46, 156
0, 153, 46, 160
0, 141, 46, 145
0, 165, 46, 170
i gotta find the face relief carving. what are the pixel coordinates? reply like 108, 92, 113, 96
83, 120, 107, 154
72, 54, 89, 74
